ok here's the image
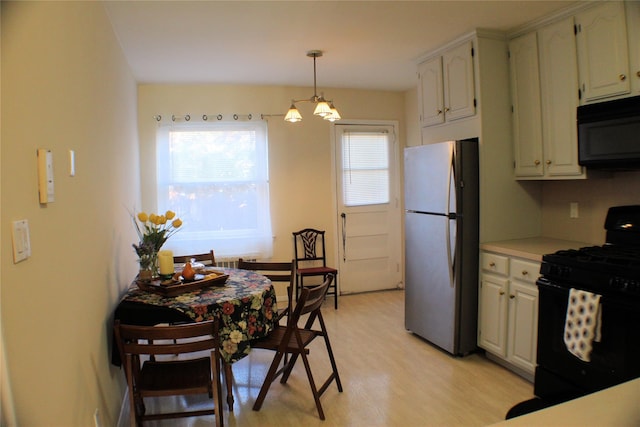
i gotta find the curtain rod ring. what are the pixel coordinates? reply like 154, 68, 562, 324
248, 114, 252, 120
185, 114, 190, 121
202, 114, 208, 121
217, 114, 223, 121
153, 115, 162, 121
233, 114, 239, 120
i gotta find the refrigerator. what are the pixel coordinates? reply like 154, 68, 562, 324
404, 138, 479, 356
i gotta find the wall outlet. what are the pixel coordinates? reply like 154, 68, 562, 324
570, 202, 579, 218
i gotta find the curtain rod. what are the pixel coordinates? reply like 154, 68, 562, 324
152, 113, 284, 122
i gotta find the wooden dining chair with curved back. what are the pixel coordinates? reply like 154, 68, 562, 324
251, 273, 342, 420
173, 249, 217, 267
171, 249, 237, 412
237, 258, 295, 323
114, 319, 224, 427
293, 228, 339, 309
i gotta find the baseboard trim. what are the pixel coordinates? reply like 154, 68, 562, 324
117, 389, 129, 427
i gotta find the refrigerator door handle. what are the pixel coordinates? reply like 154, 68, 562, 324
446, 143, 455, 288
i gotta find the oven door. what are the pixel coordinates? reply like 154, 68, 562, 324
535, 278, 640, 400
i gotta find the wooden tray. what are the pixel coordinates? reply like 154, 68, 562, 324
136, 270, 229, 297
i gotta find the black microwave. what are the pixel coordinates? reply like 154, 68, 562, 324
578, 95, 640, 169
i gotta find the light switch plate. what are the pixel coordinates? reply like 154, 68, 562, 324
12, 219, 31, 263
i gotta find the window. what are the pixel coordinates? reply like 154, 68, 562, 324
156, 120, 272, 259
341, 130, 390, 206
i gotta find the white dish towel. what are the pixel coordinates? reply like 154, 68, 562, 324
564, 288, 602, 362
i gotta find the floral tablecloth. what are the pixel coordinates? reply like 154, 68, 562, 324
113, 268, 277, 364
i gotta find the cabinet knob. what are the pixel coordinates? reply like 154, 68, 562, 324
546, 160, 552, 165
509, 294, 515, 299
619, 74, 626, 81
636, 71, 640, 78
534, 160, 541, 166
499, 290, 505, 296
444, 107, 450, 113
489, 262, 496, 267
522, 270, 528, 276
436, 109, 443, 115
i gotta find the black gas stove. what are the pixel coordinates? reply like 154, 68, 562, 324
526, 205, 640, 415
539, 205, 640, 298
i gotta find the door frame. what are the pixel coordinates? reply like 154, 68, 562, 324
330, 119, 403, 294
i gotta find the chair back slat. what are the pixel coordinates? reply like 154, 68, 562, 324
115, 321, 219, 357
293, 229, 328, 266
293, 274, 333, 319
173, 250, 217, 266
237, 259, 294, 284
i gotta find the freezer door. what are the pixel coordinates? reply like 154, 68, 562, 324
405, 211, 458, 354
404, 142, 455, 214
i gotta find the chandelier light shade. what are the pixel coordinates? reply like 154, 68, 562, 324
284, 103, 303, 123
284, 50, 341, 123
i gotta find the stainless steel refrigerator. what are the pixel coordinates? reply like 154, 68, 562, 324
404, 138, 479, 356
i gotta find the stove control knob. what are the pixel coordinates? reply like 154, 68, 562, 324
610, 277, 621, 290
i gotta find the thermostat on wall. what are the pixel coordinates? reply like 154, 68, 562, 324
37, 148, 54, 203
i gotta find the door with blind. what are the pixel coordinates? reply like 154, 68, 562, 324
333, 122, 403, 294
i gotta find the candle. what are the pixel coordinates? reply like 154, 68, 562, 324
158, 250, 174, 275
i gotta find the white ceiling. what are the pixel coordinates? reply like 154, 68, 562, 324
104, 0, 580, 92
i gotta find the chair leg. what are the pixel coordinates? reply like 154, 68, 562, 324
224, 362, 234, 411
253, 350, 287, 411
298, 346, 326, 420
212, 353, 224, 427
318, 314, 343, 393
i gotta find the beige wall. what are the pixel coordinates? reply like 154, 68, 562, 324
542, 172, 640, 244
1, 2, 138, 425
137, 85, 406, 266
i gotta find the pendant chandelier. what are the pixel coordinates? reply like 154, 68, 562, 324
284, 50, 341, 123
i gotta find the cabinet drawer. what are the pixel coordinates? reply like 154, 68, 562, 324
510, 258, 540, 284
481, 252, 509, 275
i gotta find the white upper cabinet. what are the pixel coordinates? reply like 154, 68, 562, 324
538, 17, 584, 178
627, 1, 640, 94
418, 40, 475, 128
576, 1, 630, 102
442, 41, 476, 121
509, 32, 544, 178
509, 18, 586, 180
418, 56, 445, 126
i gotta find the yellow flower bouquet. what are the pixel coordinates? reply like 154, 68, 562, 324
132, 210, 182, 275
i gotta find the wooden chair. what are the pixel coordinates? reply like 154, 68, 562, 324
251, 274, 343, 420
114, 319, 224, 427
293, 228, 339, 309
237, 259, 295, 322
173, 250, 217, 267
172, 249, 245, 412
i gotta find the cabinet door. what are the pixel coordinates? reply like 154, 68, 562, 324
507, 280, 538, 373
509, 33, 544, 177
627, 0, 640, 94
418, 56, 445, 127
443, 41, 476, 122
478, 274, 508, 357
538, 17, 584, 177
576, 1, 630, 102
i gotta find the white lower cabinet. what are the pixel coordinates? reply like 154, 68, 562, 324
478, 251, 540, 376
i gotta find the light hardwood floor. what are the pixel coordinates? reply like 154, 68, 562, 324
123, 290, 534, 426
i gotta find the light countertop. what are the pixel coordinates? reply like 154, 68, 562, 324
481, 237, 592, 262
489, 378, 640, 426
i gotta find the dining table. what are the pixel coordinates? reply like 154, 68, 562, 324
111, 267, 278, 409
